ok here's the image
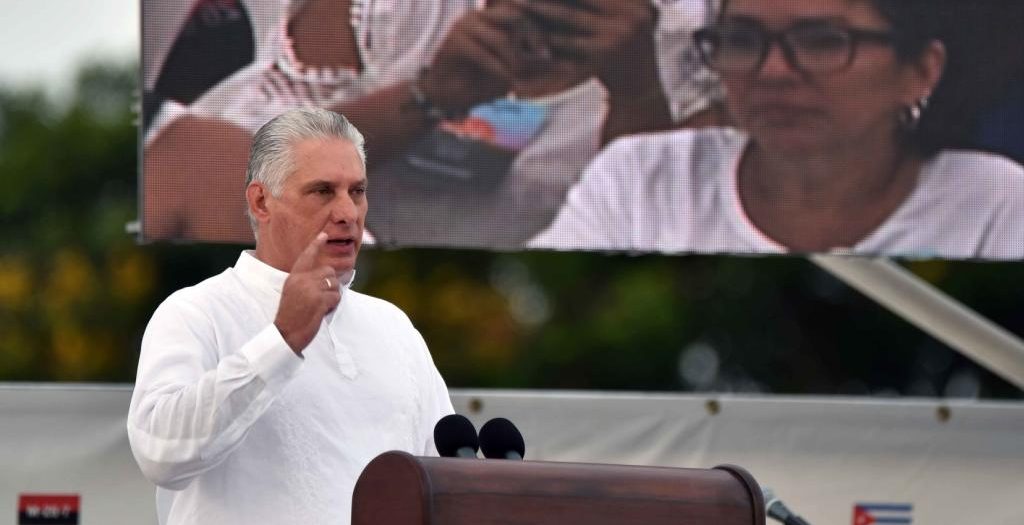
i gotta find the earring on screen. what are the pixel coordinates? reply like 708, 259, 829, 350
899, 96, 930, 132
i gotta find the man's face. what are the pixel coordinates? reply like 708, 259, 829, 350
252, 137, 367, 274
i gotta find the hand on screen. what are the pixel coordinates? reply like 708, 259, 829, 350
423, 1, 548, 115
274, 232, 342, 354
518, 0, 660, 97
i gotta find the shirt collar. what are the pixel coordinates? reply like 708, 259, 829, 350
234, 250, 358, 296
235, 250, 289, 295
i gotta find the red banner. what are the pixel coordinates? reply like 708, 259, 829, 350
17, 494, 79, 525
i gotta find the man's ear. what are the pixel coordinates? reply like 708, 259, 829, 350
246, 182, 271, 225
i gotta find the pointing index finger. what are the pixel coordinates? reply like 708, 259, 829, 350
292, 231, 328, 272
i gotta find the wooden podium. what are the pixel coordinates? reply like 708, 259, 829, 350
352, 451, 765, 524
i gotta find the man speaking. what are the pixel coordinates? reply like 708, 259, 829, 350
127, 108, 454, 524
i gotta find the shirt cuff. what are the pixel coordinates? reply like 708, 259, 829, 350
242, 324, 303, 394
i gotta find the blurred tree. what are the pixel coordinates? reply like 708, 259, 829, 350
0, 60, 1021, 399
1, 61, 142, 381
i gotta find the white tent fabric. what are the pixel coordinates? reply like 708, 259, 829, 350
2, 384, 1021, 524
457, 389, 1024, 525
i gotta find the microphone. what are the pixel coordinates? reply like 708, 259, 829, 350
433, 414, 480, 458
762, 487, 812, 525
478, 417, 526, 460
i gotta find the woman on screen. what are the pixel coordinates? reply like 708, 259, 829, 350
529, 0, 1024, 260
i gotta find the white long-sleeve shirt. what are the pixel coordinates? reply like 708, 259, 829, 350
127, 251, 454, 525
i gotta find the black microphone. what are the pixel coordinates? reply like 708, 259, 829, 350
763, 487, 812, 525
478, 417, 526, 460
433, 414, 480, 458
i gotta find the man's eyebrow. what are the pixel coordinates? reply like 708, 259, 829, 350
300, 179, 333, 191
299, 178, 369, 191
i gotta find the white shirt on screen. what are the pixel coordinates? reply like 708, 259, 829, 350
529, 128, 1024, 260
127, 251, 454, 525
147, 0, 715, 137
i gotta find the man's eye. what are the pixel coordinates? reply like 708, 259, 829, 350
314, 187, 332, 195
352, 187, 367, 196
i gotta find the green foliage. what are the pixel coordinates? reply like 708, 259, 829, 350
358, 248, 1024, 398
0, 60, 1021, 399
0, 61, 142, 381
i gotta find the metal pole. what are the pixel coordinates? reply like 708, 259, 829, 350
810, 254, 1024, 390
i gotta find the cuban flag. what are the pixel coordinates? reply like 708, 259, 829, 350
853, 503, 913, 524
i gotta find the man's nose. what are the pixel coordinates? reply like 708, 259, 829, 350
330, 194, 358, 223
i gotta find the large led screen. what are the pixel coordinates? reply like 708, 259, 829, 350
141, 0, 1024, 259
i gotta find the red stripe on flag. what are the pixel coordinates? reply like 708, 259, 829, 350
853, 506, 876, 525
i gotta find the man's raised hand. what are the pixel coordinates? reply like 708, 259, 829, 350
274, 232, 342, 354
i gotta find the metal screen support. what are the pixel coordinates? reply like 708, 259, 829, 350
810, 254, 1024, 390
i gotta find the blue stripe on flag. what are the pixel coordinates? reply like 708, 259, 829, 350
857, 503, 913, 512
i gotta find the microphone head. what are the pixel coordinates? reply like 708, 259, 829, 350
433, 414, 479, 458
479, 417, 526, 459
761, 486, 792, 521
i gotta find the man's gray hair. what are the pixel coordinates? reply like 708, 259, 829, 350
246, 108, 367, 235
